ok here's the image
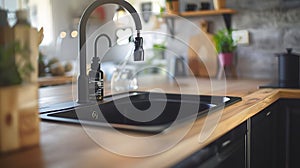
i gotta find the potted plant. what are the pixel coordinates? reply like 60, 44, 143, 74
213, 28, 237, 67
166, 0, 179, 14
0, 24, 43, 152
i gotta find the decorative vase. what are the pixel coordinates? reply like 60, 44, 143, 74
213, 0, 226, 10
218, 53, 233, 66
166, 1, 179, 14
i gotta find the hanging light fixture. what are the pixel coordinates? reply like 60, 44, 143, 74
113, 5, 127, 25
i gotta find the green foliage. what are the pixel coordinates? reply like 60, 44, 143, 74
147, 44, 164, 64
153, 43, 166, 50
213, 29, 237, 54
160, 7, 165, 14
0, 42, 22, 86
18, 43, 34, 83
0, 42, 34, 86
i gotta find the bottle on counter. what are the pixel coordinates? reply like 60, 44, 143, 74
14, 9, 31, 26
0, 9, 9, 26
0, 8, 11, 44
88, 57, 104, 101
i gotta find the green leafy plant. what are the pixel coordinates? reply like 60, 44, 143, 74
153, 43, 167, 51
0, 42, 34, 86
156, 6, 166, 18
18, 43, 34, 82
152, 43, 166, 60
213, 29, 237, 54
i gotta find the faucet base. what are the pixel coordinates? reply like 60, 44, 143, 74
77, 74, 90, 104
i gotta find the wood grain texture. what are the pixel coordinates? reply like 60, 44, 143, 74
0, 84, 39, 153
38, 76, 74, 87
188, 31, 218, 77
0, 85, 19, 152
4, 78, 300, 168
180, 9, 236, 17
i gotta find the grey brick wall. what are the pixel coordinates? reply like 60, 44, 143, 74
228, 0, 300, 79
178, 0, 300, 79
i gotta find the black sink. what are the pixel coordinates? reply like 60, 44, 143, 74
40, 92, 241, 133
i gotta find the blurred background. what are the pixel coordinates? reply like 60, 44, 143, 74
1, 0, 300, 81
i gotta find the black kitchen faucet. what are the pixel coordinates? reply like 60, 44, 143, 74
77, 0, 144, 103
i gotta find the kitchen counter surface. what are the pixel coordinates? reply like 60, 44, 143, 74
1, 77, 299, 168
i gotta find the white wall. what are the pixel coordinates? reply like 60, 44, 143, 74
28, 0, 53, 46
0, 0, 18, 11
21, 0, 117, 61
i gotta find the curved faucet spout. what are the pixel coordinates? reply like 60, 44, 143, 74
94, 34, 112, 58
78, 0, 143, 103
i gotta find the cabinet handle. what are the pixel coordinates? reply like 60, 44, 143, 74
221, 140, 231, 148
266, 111, 271, 117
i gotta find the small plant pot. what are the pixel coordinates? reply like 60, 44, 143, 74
166, 1, 179, 14
213, 0, 226, 10
218, 53, 233, 66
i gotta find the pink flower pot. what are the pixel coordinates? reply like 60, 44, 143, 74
218, 53, 234, 66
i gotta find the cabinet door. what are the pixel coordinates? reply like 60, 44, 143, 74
215, 122, 246, 168
172, 122, 246, 168
275, 100, 287, 168
281, 99, 300, 168
250, 104, 276, 168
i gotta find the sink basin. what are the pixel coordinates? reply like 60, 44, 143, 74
40, 92, 241, 133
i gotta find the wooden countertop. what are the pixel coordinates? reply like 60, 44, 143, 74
38, 76, 74, 87
1, 77, 299, 168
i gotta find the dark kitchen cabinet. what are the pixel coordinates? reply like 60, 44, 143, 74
250, 99, 300, 168
174, 98, 300, 168
280, 99, 300, 168
250, 104, 277, 168
173, 122, 247, 168
250, 101, 288, 168
274, 100, 288, 168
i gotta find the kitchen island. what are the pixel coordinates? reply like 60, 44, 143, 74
1, 78, 299, 168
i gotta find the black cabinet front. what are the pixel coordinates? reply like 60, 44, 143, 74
280, 99, 300, 168
250, 99, 300, 168
174, 98, 300, 168
250, 104, 275, 168
173, 122, 247, 168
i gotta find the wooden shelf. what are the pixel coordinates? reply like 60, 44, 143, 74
180, 9, 236, 17
163, 9, 236, 18
163, 8, 236, 37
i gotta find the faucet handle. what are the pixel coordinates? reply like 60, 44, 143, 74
134, 37, 144, 61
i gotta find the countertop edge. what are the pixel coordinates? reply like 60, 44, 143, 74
135, 88, 299, 168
